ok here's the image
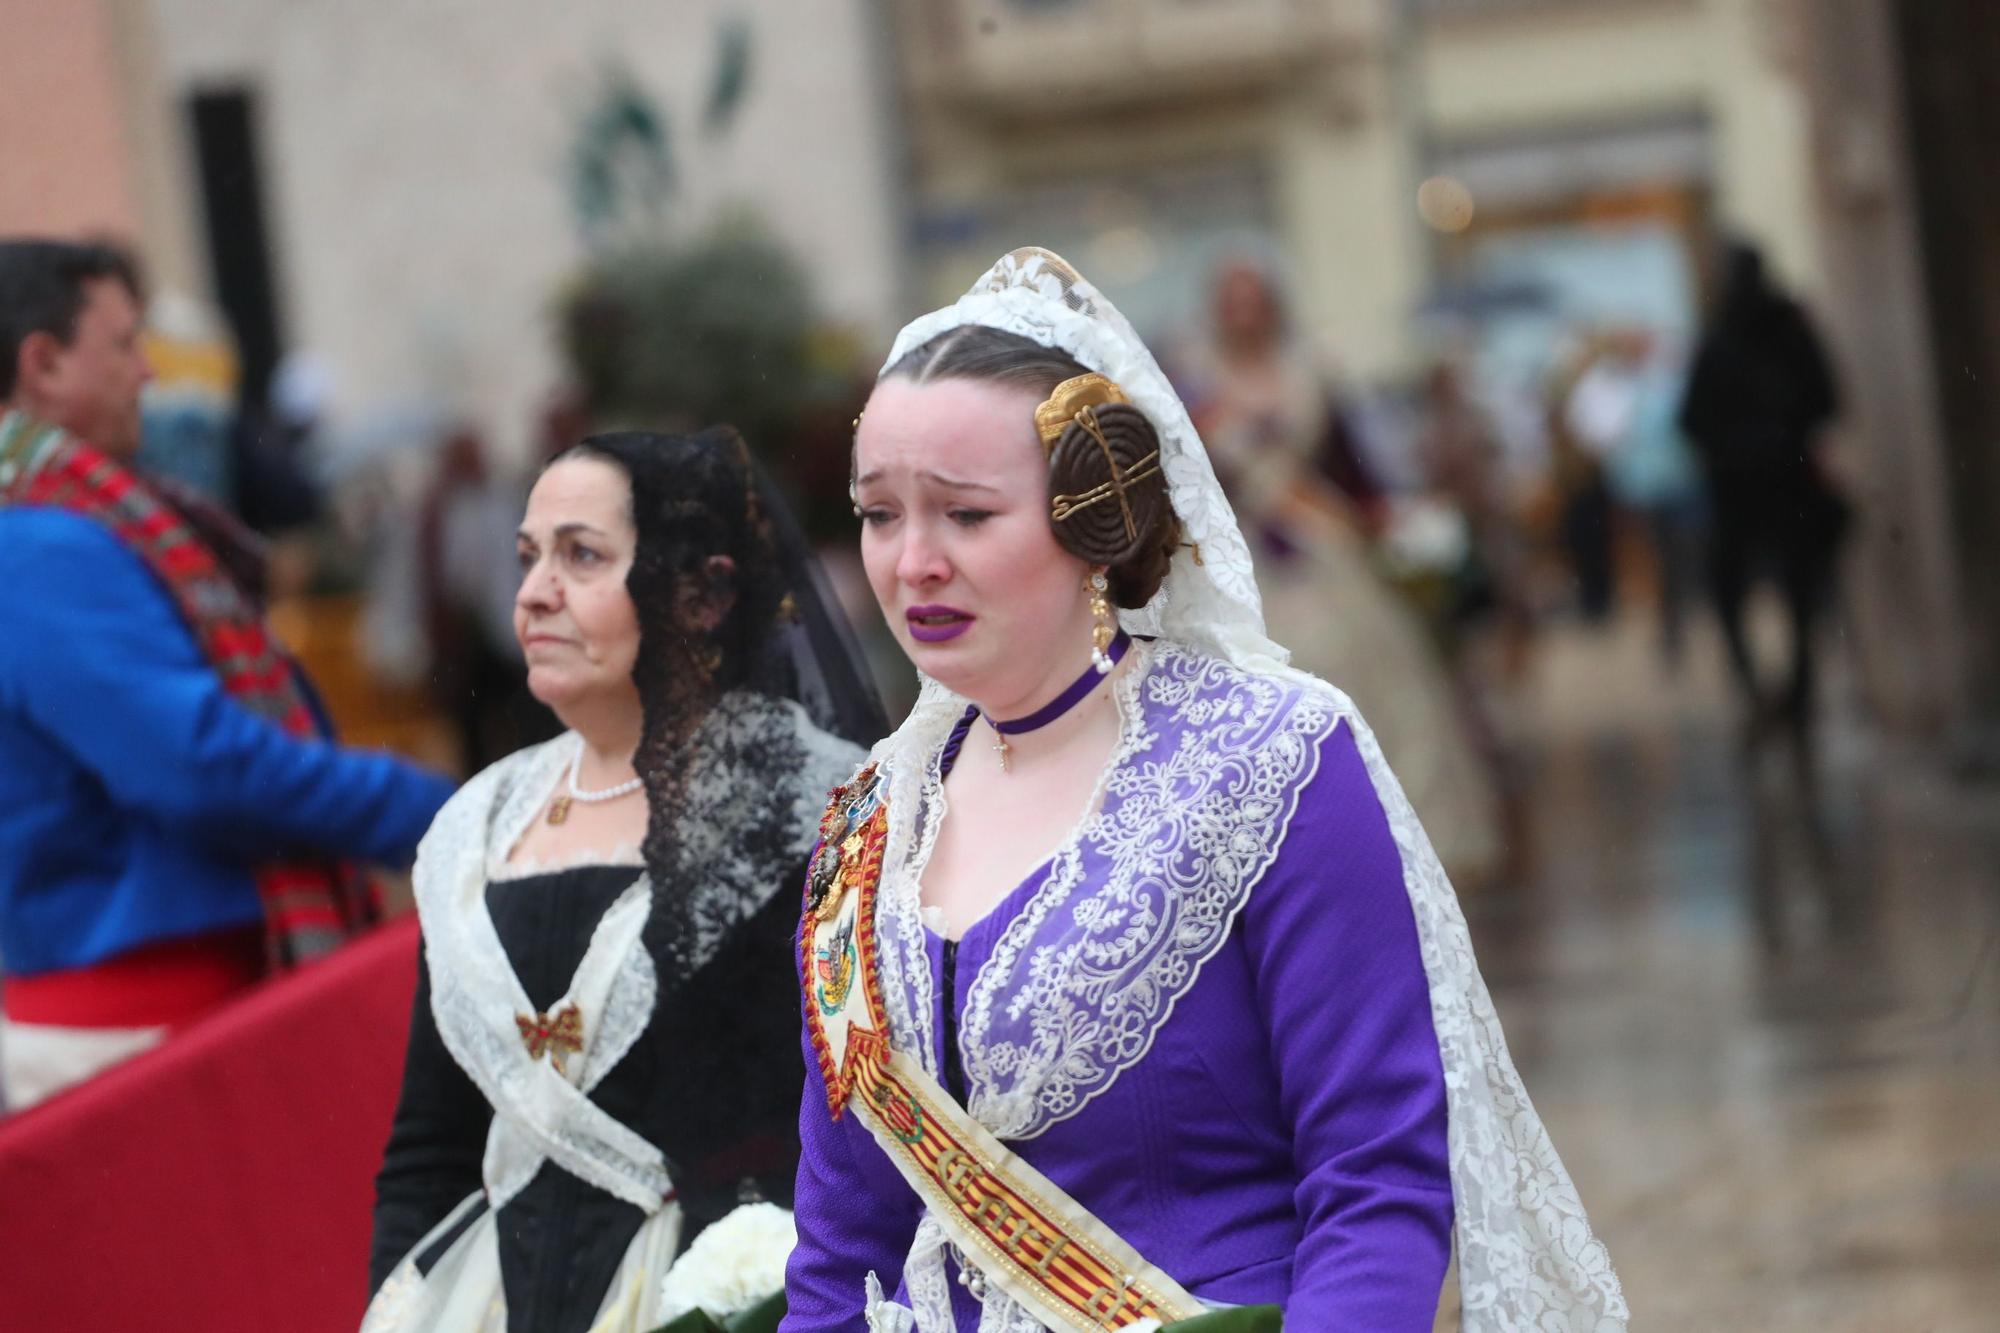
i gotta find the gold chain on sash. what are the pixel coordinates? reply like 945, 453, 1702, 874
801, 770, 1206, 1331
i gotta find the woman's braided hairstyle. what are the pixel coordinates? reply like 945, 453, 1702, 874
881, 326, 1181, 609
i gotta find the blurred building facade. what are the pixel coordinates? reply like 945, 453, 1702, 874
6, 0, 908, 463
890, 0, 1819, 372
889, 0, 1994, 740
0, 0, 203, 294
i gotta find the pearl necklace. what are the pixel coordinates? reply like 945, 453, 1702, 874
546, 749, 643, 825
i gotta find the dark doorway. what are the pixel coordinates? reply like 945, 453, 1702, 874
188, 87, 285, 410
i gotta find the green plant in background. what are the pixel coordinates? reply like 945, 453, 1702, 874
1172, 1307, 1284, 1330
554, 17, 868, 532
700, 17, 753, 135
559, 219, 814, 447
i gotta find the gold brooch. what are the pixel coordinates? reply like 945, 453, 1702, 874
516, 1003, 585, 1076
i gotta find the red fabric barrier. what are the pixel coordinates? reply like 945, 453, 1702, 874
0, 917, 419, 1332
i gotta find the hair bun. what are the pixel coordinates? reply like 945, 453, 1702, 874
1047, 403, 1169, 570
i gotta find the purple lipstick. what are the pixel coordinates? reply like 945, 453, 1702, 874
906, 604, 974, 643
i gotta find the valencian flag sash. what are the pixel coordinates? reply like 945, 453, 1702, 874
0, 411, 375, 967
800, 767, 1208, 1332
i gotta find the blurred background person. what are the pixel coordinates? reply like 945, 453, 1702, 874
0, 238, 453, 1111
1590, 326, 1705, 668
415, 426, 543, 773
133, 304, 326, 599
1182, 257, 1387, 524
1408, 354, 1542, 881
1415, 357, 1534, 668
1180, 259, 1501, 887
133, 287, 238, 505
232, 348, 330, 540
1679, 240, 1848, 751
1549, 333, 1623, 626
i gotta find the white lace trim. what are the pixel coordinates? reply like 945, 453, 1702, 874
864, 1271, 919, 1333
861, 644, 1333, 1333
905, 1216, 961, 1333
868, 683, 963, 1077
483, 732, 646, 881
961, 643, 1332, 1140
415, 736, 669, 1212
862, 249, 1627, 1327
872, 644, 1332, 1140
878, 1218, 1047, 1333
490, 842, 647, 882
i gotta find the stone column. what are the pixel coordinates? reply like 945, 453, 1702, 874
1789, 0, 1970, 735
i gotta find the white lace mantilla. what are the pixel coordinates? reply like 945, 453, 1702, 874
862, 248, 1626, 1330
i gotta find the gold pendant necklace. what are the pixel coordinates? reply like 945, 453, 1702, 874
546, 793, 573, 825
974, 632, 1129, 776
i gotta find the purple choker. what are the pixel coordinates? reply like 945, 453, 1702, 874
941, 632, 1131, 776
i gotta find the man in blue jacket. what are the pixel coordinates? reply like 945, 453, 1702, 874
0, 239, 455, 1110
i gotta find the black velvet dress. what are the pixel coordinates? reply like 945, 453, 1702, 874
369, 862, 807, 1333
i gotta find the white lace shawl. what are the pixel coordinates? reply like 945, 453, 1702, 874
864, 249, 1627, 1330
413, 697, 864, 1215
414, 733, 669, 1213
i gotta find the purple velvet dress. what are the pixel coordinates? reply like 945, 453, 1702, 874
783, 647, 1453, 1330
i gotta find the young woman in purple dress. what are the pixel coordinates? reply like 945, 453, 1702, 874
782, 250, 1626, 1332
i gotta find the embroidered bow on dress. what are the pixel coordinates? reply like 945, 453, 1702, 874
516, 1003, 585, 1076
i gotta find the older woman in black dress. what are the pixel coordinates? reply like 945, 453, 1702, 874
366, 429, 881, 1332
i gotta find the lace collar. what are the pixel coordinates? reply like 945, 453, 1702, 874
870, 640, 1335, 1140
411, 695, 865, 1209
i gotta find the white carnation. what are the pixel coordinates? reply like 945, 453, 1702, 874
657, 1202, 797, 1321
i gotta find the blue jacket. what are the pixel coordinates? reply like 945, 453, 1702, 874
0, 507, 456, 978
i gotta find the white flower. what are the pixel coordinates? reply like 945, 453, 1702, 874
657, 1203, 797, 1321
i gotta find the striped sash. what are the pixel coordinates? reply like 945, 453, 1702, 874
802, 767, 1205, 1331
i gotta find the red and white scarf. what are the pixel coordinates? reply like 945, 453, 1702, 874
0, 410, 375, 967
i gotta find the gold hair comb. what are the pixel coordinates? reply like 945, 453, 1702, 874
1034, 373, 1129, 452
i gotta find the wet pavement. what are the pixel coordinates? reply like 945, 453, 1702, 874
1459, 611, 2000, 1330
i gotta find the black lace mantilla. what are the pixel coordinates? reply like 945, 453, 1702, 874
637, 690, 848, 980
